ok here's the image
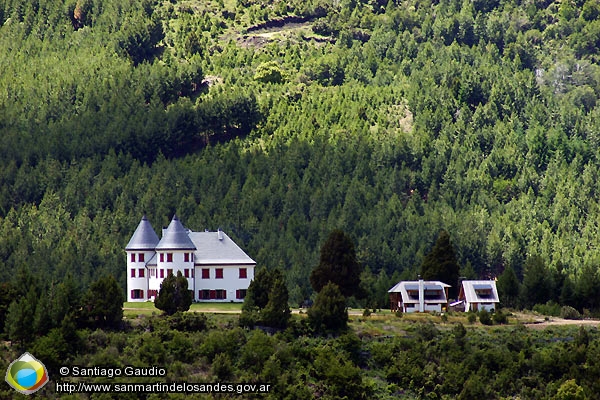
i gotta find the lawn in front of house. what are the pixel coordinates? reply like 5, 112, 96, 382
123, 301, 243, 318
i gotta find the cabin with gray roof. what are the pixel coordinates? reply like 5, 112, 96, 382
388, 278, 450, 313
126, 215, 255, 302
458, 280, 500, 312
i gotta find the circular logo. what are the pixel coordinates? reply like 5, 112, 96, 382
5, 353, 49, 395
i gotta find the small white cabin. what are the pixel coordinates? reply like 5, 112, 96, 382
388, 279, 450, 313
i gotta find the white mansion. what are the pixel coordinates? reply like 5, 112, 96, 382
126, 215, 255, 302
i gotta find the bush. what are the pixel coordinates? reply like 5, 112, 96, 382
533, 301, 561, 317
479, 309, 492, 325
492, 310, 508, 325
560, 306, 582, 320
467, 312, 477, 324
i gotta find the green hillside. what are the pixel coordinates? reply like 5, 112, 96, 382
2, 0, 600, 308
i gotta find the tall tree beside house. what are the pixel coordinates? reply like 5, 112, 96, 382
421, 230, 460, 298
240, 268, 290, 329
310, 229, 363, 298
155, 271, 193, 316
497, 265, 521, 309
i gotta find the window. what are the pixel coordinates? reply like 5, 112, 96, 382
160, 253, 164, 262
184, 269, 189, 278
239, 268, 247, 279
131, 289, 144, 299
130, 253, 136, 262
216, 268, 223, 279
138, 268, 145, 278
148, 290, 158, 298
150, 268, 155, 277
139, 253, 145, 262
131, 269, 136, 278
167, 269, 173, 277
236, 289, 247, 299
202, 268, 210, 279
160, 269, 164, 278
167, 253, 173, 262
216, 289, 226, 300
199, 290, 210, 300
184, 253, 189, 262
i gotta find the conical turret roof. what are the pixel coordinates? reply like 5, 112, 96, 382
156, 215, 196, 250
126, 215, 160, 250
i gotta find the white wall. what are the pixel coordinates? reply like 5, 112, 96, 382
126, 250, 154, 302
194, 265, 254, 301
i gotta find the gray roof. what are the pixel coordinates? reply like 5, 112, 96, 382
459, 280, 500, 304
388, 280, 450, 304
156, 215, 197, 250
190, 231, 255, 265
125, 216, 160, 250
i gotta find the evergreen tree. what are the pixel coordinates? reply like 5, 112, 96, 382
520, 255, 553, 309
261, 275, 291, 329
421, 230, 460, 298
308, 282, 348, 335
497, 265, 521, 309
81, 275, 124, 329
240, 268, 290, 329
155, 271, 193, 316
310, 229, 362, 298
5, 289, 37, 346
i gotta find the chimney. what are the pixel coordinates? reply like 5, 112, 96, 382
418, 275, 424, 312
217, 228, 223, 241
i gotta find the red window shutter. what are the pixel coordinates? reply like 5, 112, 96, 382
131, 290, 135, 298
223, 290, 226, 299
184, 269, 189, 278
131, 269, 135, 278
160, 253, 164, 262
167, 253, 173, 262
139, 269, 145, 278
160, 269, 164, 278
216, 268, 223, 279
184, 253, 189, 262
210, 290, 216, 299
239, 268, 247, 279
167, 269, 173, 276
202, 269, 209, 279
140, 290, 144, 298
131, 253, 135, 262
191, 269, 194, 278
139, 253, 145, 262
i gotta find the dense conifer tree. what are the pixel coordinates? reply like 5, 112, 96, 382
497, 265, 521, 309
155, 271, 193, 316
310, 229, 362, 298
241, 268, 291, 329
420, 230, 460, 298
81, 275, 124, 329
308, 282, 348, 335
